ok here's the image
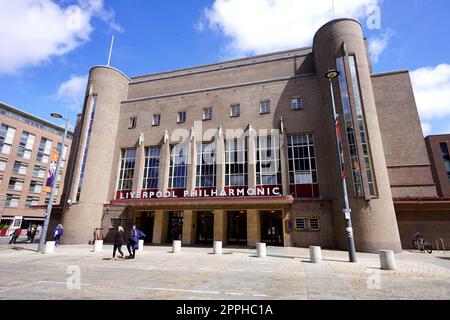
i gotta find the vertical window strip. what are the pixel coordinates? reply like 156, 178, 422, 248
225, 137, 248, 187
169, 144, 188, 189
348, 56, 377, 196
287, 134, 318, 198
196, 142, 217, 188
117, 148, 136, 191
256, 135, 281, 187
142, 147, 160, 190
336, 57, 363, 196
76, 95, 97, 202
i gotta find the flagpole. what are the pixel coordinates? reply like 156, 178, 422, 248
107, 34, 115, 66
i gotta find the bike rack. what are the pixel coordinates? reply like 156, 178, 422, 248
435, 238, 446, 254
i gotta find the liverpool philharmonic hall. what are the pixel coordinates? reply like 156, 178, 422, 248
56, 19, 450, 252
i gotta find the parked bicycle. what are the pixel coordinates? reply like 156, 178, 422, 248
411, 232, 433, 254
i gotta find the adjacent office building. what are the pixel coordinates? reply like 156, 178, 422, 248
0, 102, 72, 234
425, 135, 450, 198
56, 18, 449, 252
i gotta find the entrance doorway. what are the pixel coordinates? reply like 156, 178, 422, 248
168, 212, 183, 242
260, 211, 284, 246
136, 212, 154, 244
227, 211, 247, 245
196, 211, 214, 244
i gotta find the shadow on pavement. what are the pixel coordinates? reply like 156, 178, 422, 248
10, 246, 38, 253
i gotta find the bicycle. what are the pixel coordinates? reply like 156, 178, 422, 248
411, 232, 433, 254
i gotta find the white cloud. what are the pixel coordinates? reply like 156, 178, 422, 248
56, 74, 88, 111
368, 29, 394, 64
198, 0, 380, 56
410, 64, 450, 122
0, 0, 121, 75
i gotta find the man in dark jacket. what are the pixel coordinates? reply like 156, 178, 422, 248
113, 226, 125, 260
126, 224, 145, 259
9, 229, 20, 244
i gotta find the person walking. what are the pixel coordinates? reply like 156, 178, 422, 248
126, 224, 145, 259
26, 225, 33, 243
54, 224, 64, 247
113, 226, 125, 260
9, 228, 20, 244
31, 226, 37, 243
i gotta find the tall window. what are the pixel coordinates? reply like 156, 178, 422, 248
8, 177, 24, 192
348, 56, 377, 196
0, 159, 7, 172
337, 57, 363, 196
203, 108, 213, 121
25, 196, 40, 208
287, 134, 319, 198
76, 95, 97, 202
117, 148, 137, 198
260, 100, 271, 114
177, 111, 187, 124
440, 143, 450, 183
13, 161, 28, 175
129, 116, 137, 129
256, 135, 282, 194
17, 131, 35, 160
196, 142, 216, 190
291, 97, 303, 111
142, 147, 161, 191
152, 114, 161, 126
56, 142, 68, 168
36, 137, 53, 164
225, 137, 248, 190
169, 144, 188, 196
0, 124, 16, 155
230, 105, 240, 118
5, 194, 19, 208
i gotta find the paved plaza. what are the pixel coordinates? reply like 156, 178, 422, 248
0, 241, 449, 300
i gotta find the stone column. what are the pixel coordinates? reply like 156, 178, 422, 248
247, 126, 257, 190
247, 209, 260, 246
187, 135, 197, 195
216, 128, 225, 192
182, 210, 194, 245
213, 210, 226, 244
152, 210, 165, 244
280, 132, 290, 196
133, 141, 145, 194
160, 133, 171, 194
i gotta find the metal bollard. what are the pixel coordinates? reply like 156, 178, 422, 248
94, 240, 103, 252
309, 246, 322, 263
44, 241, 55, 254
256, 243, 267, 258
138, 239, 144, 252
213, 241, 222, 255
172, 240, 181, 253
379, 250, 396, 270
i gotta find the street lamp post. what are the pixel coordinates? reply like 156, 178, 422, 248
37, 113, 69, 253
326, 69, 357, 263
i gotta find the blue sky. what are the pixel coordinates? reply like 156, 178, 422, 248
0, 0, 449, 135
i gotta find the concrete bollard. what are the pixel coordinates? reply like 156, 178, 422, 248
310, 246, 322, 263
138, 239, 144, 252
213, 241, 222, 255
379, 250, 396, 270
172, 240, 181, 253
44, 241, 55, 254
256, 243, 267, 258
94, 240, 103, 252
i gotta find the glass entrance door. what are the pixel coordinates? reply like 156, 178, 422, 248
227, 211, 247, 245
260, 211, 284, 246
136, 212, 154, 244
168, 212, 183, 242
196, 211, 214, 244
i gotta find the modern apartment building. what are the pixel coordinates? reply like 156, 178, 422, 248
55, 18, 449, 252
0, 102, 72, 235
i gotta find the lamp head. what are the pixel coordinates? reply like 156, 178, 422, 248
325, 69, 340, 79
51, 113, 63, 119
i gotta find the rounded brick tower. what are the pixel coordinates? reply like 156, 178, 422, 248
61, 66, 130, 244
313, 19, 402, 253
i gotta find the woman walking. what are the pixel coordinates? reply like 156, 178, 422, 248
113, 226, 125, 260
126, 224, 145, 259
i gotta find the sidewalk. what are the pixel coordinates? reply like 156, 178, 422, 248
0, 244, 448, 300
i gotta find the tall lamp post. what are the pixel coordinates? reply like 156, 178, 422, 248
325, 69, 357, 263
38, 113, 69, 253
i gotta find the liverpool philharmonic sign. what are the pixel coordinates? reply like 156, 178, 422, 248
117, 187, 282, 200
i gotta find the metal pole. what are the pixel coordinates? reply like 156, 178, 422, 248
328, 78, 357, 263
38, 118, 69, 253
